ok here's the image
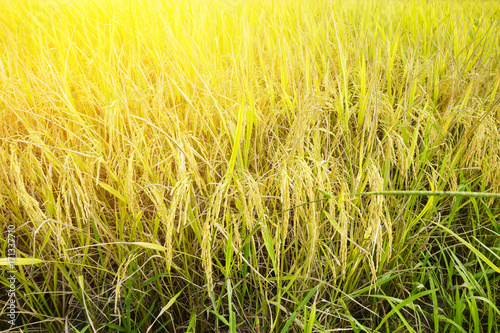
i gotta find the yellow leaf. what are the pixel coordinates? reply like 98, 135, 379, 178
132, 242, 168, 251
78, 275, 85, 289
98, 181, 127, 204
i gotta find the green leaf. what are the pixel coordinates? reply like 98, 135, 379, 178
373, 289, 437, 332
280, 282, 323, 333
261, 224, 276, 269
186, 313, 197, 332
324, 211, 345, 235
305, 302, 316, 333
102, 323, 129, 332
317, 188, 332, 198
0, 258, 43, 266
432, 222, 500, 274
210, 310, 230, 326
146, 288, 184, 333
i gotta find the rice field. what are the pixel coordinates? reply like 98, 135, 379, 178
1, 0, 500, 331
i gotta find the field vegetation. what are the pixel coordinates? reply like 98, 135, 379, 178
1, 0, 500, 331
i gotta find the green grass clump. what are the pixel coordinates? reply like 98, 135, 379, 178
1, 0, 500, 331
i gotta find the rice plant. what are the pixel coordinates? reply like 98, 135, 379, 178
1, 0, 499, 331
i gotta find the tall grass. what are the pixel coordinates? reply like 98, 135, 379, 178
1, 0, 499, 331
